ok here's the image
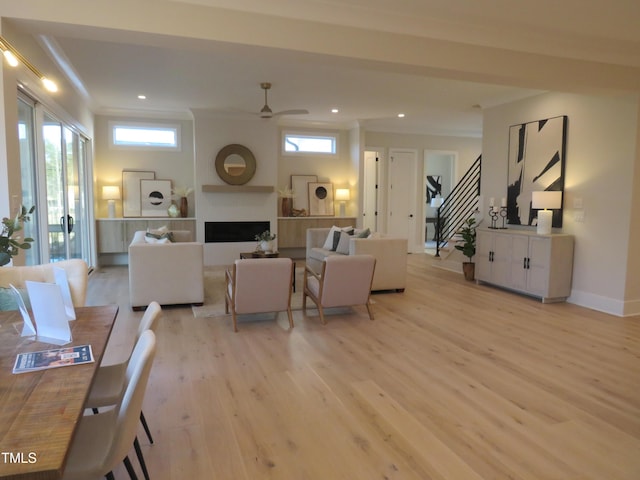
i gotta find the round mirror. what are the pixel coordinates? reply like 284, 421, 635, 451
224, 154, 246, 176
214, 144, 256, 185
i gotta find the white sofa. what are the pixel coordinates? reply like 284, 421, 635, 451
128, 230, 204, 310
306, 227, 407, 291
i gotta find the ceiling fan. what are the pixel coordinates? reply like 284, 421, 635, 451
258, 82, 308, 119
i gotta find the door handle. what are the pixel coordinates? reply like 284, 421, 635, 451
60, 215, 74, 234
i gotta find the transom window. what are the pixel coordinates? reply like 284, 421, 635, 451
282, 132, 337, 155
109, 122, 181, 150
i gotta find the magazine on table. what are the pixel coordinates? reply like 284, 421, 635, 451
12, 344, 94, 374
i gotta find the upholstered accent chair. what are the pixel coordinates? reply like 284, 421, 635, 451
302, 254, 376, 324
225, 258, 294, 332
0, 259, 88, 307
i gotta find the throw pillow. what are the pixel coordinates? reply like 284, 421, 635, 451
356, 228, 371, 238
147, 225, 169, 235
145, 231, 174, 244
322, 226, 353, 250
336, 231, 353, 254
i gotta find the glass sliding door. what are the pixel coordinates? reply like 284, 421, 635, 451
17, 94, 40, 265
42, 113, 90, 263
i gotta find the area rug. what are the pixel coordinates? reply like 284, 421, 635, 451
192, 266, 307, 318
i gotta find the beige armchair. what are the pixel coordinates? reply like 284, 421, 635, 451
225, 258, 294, 332
128, 231, 204, 310
0, 259, 88, 307
302, 254, 376, 324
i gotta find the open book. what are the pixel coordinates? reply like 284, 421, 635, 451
13, 344, 94, 374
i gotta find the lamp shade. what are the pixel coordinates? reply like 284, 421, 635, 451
531, 190, 561, 210
430, 197, 444, 208
335, 188, 350, 201
102, 185, 121, 200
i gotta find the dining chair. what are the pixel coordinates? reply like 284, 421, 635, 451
302, 254, 376, 324
86, 301, 161, 479
225, 258, 294, 332
62, 330, 157, 480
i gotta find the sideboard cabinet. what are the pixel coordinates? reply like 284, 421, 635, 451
476, 228, 574, 303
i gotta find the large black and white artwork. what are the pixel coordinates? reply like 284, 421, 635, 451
507, 116, 567, 227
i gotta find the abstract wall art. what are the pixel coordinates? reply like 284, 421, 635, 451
507, 115, 567, 228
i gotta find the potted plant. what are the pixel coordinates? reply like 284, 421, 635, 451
1, 205, 35, 266
255, 230, 276, 253
455, 217, 477, 281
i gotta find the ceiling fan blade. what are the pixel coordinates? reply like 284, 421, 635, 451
272, 109, 309, 117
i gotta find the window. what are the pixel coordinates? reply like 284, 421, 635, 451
282, 132, 337, 155
109, 122, 181, 150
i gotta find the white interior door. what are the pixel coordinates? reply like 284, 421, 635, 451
388, 149, 417, 251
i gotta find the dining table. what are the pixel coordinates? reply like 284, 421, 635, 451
0, 304, 118, 480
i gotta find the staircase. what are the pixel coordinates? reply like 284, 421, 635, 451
433, 155, 482, 269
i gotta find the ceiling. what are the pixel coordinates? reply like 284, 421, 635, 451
5, 0, 639, 136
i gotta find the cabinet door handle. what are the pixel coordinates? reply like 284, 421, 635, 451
527, 257, 530, 269
523, 257, 527, 269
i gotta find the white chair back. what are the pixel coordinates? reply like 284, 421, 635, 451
106, 330, 157, 470
136, 301, 162, 339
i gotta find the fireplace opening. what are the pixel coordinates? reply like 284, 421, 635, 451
204, 221, 270, 243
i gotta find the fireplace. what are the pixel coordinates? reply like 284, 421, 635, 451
204, 221, 270, 243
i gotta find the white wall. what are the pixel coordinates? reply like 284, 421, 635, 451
193, 112, 278, 265
277, 127, 358, 217
364, 130, 482, 247
93, 115, 195, 218
483, 91, 640, 316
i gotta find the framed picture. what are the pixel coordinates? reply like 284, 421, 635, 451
308, 182, 334, 216
122, 170, 155, 217
507, 115, 567, 227
426, 175, 442, 203
290, 174, 317, 214
140, 179, 172, 217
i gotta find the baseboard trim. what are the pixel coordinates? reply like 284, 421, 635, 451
566, 289, 633, 317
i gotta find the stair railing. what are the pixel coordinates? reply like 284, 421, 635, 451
434, 155, 482, 257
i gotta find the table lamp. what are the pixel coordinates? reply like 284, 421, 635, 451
531, 191, 562, 235
335, 188, 350, 217
430, 196, 444, 209
102, 185, 121, 218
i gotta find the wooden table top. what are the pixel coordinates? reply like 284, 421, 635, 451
0, 305, 118, 480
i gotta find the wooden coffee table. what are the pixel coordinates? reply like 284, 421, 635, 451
239, 252, 296, 291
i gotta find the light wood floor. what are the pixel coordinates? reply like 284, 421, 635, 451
87, 254, 640, 480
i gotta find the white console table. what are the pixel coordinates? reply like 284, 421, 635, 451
475, 228, 574, 303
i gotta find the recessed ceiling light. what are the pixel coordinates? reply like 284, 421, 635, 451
397, 113, 405, 118
331, 108, 339, 113
138, 95, 146, 100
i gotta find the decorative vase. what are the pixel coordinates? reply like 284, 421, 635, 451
260, 240, 274, 253
167, 203, 180, 218
281, 197, 292, 217
180, 197, 188, 218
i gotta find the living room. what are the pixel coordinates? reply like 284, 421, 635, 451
1, 2, 639, 479
1, 2, 639, 316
